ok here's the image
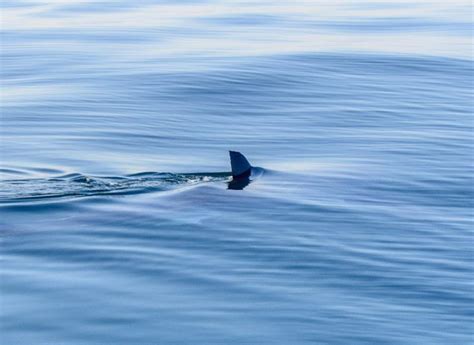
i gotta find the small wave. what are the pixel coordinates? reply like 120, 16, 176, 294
0, 172, 231, 203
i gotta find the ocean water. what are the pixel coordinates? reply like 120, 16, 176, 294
1, 1, 473, 344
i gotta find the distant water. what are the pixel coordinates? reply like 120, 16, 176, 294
1, 1, 473, 344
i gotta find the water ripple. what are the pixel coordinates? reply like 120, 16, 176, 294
0, 171, 231, 203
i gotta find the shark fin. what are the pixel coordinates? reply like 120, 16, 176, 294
229, 151, 252, 179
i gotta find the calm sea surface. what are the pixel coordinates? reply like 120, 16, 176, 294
1, 1, 473, 344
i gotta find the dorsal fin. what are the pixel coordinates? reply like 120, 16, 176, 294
229, 151, 252, 178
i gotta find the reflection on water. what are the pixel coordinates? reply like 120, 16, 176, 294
228, 177, 250, 190
1, 0, 472, 344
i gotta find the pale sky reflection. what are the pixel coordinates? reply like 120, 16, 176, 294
2, 0, 472, 59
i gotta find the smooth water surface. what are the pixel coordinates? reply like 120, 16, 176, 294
1, 1, 473, 344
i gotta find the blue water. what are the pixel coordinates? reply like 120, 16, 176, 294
1, 1, 473, 344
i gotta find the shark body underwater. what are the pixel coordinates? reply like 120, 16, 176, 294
0, 151, 262, 203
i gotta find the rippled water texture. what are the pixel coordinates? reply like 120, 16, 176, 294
1, 1, 473, 344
